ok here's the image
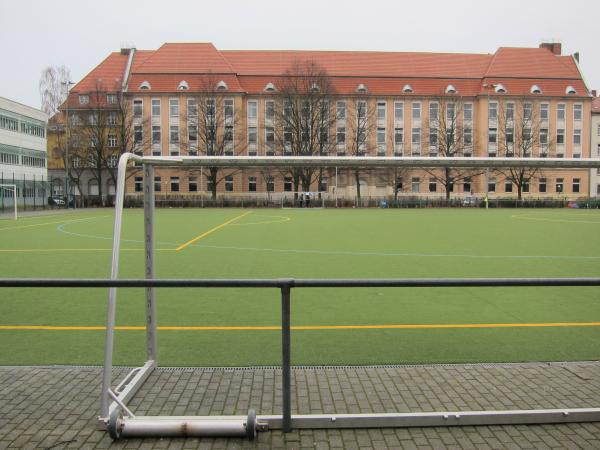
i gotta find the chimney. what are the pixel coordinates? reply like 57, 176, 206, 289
539, 42, 562, 55
592, 90, 597, 97
573, 52, 580, 63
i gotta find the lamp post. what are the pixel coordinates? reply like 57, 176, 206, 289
62, 81, 75, 208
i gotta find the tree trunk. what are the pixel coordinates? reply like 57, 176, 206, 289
354, 170, 361, 200
517, 184, 522, 201
210, 167, 218, 200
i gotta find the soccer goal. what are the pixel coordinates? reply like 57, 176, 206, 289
281, 191, 329, 208
0, 184, 17, 220
100, 154, 600, 440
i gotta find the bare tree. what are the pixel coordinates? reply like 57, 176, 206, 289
183, 76, 242, 199
39, 65, 71, 115
494, 100, 555, 200
272, 60, 337, 196
345, 94, 377, 201
423, 98, 482, 200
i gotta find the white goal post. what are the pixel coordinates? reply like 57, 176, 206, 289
0, 184, 17, 220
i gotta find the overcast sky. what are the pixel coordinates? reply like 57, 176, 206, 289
1, 0, 599, 110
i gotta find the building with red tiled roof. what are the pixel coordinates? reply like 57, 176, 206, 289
590, 96, 600, 195
53, 42, 594, 203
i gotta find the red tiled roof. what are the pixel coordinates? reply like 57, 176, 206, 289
133, 43, 234, 74
480, 78, 589, 97
239, 76, 485, 97
71, 52, 128, 93
222, 50, 492, 78
592, 96, 600, 113
484, 48, 580, 79
128, 74, 245, 93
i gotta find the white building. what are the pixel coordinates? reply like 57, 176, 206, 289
0, 97, 48, 211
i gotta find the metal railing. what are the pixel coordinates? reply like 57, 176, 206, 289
1, 276, 600, 439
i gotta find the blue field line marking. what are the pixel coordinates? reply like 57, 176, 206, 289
55, 215, 600, 261
193, 244, 600, 260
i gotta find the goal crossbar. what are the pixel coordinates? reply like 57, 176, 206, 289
98, 153, 600, 440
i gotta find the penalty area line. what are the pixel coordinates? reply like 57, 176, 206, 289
1, 322, 600, 331
175, 211, 252, 252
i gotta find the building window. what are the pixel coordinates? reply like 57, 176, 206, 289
248, 176, 257, 192
152, 125, 161, 145
134, 126, 142, 145
464, 103, 473, 121
79, 95, 89, 105
573, 178, 580, 193
488, 102, 497, 120
573, 129, 581, 145
265, 101, 275, 122
169, 99, 179, 117
505, 181, 512, 193
411, 128, 420, 146
107, 112, 117, 126
336, 126, 346, 148
556, 178, 564, 193
411, 177, 420, 193
248, 101, 257, 120
463, 177, 472, 193
539, 178, 547, 193
108, 134, 117, 147
337, 101, 346, 120
188, 124, 198, 144
248, 126, 257, 149
224, 99, 234, 123
225, 176, 234, 192
154, 177, 161, 192
170, 125, 179, 144
464, 127, 472, 147
557, 128, 565, 145
394, 102, 403, 121
170, 177, 180, 192
429, 102, 439, 122
377, 101, 386, 121
574, 104, 582, 121
319, 177, 328, 192
506, 103, 514, 121
151, 99, 160, 117
265, 126, 275, 155
394, 127, 403, 154
523, 181, 529, 193
488, 179, 496, 193
428, 178, 437, 193
284, 177, 293, 192
523, 103, 532, 121
189, 176, 198, 192
412, 102, 421, 120
377, 127, 386, 153
207, 178, 214, 192
488, 128, 497, 143
557, 104, 566, 121
540, 103, 549, 121
133, 99, 143, 118
134, 176, 143, 192
266, 176, 275, 192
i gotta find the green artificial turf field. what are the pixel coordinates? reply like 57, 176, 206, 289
0, 207, 599, 366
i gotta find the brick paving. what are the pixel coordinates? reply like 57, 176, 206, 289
1, 362, 599, 449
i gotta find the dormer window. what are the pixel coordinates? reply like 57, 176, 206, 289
216, 80, 228, 91
530, 85, 542, 94
494, 84, 507, 93
565, 86, 577, 95
310, 83, 320, 93
356, 83, 367, 94
445, 84, 457, 94
78, 95, 89, 105
264, 82, 276, 92
178, 80, 189, 90
402, 84, 413, 93
139, 81, 151, 90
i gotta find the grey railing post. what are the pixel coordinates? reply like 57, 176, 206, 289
281, 282, 292, 432
143, 164, 157, 362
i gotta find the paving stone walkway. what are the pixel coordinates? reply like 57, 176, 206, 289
1, 362, 599, 449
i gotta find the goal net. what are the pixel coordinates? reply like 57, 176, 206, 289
0, 185, 17, 220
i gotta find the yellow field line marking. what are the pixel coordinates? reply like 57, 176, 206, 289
1, 322, 600, 331
511, 214, 600, 225
0, 248, 175, 253
175, 211, 252, 252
